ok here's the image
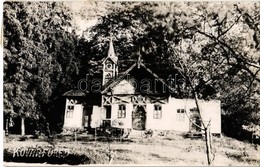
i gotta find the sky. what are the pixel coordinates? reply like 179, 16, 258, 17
64, 1, 98, 35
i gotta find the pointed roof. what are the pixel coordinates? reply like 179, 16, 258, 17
102, 36, 118, 64
137, 48, 142, 69
108, 37, 115, 57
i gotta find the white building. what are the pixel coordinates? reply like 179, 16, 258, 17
62, 38, 221, 134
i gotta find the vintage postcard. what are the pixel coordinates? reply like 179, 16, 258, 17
2, 1, 260, 166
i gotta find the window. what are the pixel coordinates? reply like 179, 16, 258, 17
66, 105, 74, 118
118, 104, 126, 118
177, 109, 185, 121
153, 104, 162, 119
106, 63, 113, 70
105, 72, 113, 78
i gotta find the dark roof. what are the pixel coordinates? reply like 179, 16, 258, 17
118, 59, 136, 74
102, 62, 136, 91
62, 89, 87, 97
102, 61, 176, 94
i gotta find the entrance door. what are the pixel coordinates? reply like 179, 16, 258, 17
132, 105, 146, 130
189, 108, 201, 132
103, 106, 111, 128
83, 106, 93, 129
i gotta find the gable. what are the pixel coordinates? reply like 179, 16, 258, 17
112, 79, 135, 94
102, 62, 177, 95
102, 55, 118, 65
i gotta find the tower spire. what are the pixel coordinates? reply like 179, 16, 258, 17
102, 35, 118, 85
108, 35, 115, 58
137, 47, 143, 69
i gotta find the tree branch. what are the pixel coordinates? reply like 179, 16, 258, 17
217, 14, 242, 39
176, 60, 207, 128
195, 28, 260, 83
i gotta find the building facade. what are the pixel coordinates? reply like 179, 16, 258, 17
62, 38, 221, 134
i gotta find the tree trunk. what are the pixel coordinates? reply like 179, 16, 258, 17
193, 91, 214, 165
5, 118, 9, 136
95, 127, 97, 144
120, 128, 122, 142
205, 128, 212, 166
21, 117, 25, 136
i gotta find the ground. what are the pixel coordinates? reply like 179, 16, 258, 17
3, 132, 260, 166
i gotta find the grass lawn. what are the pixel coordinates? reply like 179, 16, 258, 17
3, 132, 260, 166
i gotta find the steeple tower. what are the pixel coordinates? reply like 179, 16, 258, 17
102, 36, 118, 86
108, 37, 116, 58
137, 47, 142, 69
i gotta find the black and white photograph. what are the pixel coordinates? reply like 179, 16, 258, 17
2, 1, 260, 166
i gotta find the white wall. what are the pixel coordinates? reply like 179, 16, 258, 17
110, 103, 133, 129
63, 98, 84, 129
91, 105, 102, 127
107, 98, 221, 134
166, 99, 190, 131
63, 96, 221, 134
108, 101, 190, 131
146, 103, 177, 130
199, 100, 221, 134
168, 98, 221, 134
112, 79, 135, 94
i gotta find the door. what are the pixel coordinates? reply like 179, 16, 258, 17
83, 106, 93, 128
72, 104, 84, 128
189, 108, 201, 132
132, 105, 146, 130
103, 106, 112, 128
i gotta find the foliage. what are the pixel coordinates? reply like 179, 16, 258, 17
87, 1, 260, 138
3, 2, 88, 133
3, 1, 260, 140
242, 123, 260, 136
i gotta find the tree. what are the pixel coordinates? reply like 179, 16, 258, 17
3, 1, 79, 135
4, 2, 259, 160
181, 2, 260, 141
88, 2, 158, 60
82, 2, 260, 165
165, 2, 260, 164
